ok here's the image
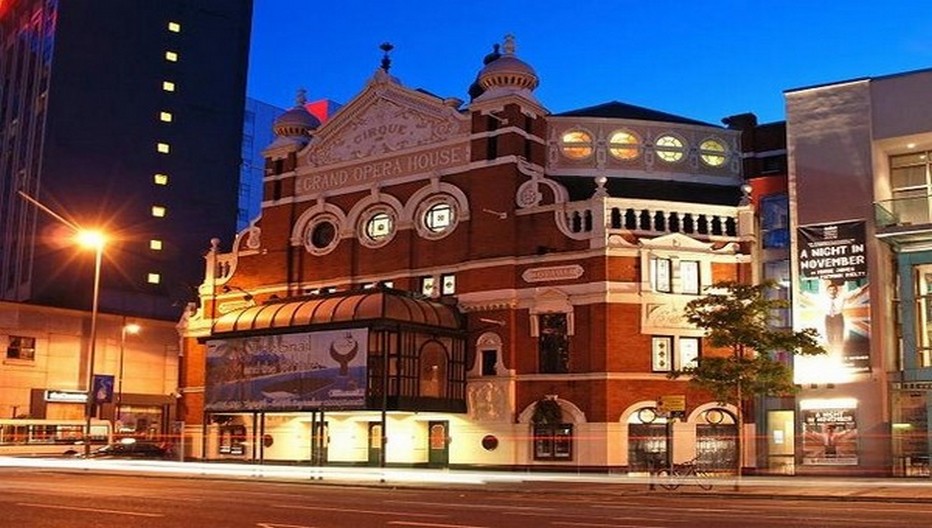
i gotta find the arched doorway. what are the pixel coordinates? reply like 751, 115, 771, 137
695, 408, 737, 470
627, 407, 669, 471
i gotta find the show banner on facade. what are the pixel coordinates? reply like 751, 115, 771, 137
794, 220, 871, 383
205, 329, 368, 412
801, 406, 858, 465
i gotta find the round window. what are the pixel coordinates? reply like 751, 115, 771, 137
699, 138, 727, 167
655, 135, 685, 163
481, 435, 499, 451
425, 202, 454, 233
561, 130, 593, 159
608, 130, 640, 160
310, 221, 336, 249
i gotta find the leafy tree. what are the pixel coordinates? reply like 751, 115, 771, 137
673, 280, 825, 487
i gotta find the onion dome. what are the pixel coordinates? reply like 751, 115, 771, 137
273, 88, 321, 137
477, 34, 538, 92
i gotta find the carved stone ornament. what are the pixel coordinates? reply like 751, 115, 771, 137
645, 303, 689, 329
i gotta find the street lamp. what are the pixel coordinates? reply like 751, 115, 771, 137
18, 190, 107, 457
76, 229, 106, 457
117, 322, 141, 422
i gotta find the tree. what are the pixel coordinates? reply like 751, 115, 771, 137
673, 280, 825, 488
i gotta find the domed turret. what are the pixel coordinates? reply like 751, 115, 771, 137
273, 88, 321, 138
468, 44, 502, 101
476, 35, 538, 92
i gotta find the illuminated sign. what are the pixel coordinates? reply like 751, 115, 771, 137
44, 390, 88, 403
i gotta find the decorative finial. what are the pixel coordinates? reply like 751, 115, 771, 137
502, 34, 516, 55
295, 88, 307, 106
380, 42, 394, 72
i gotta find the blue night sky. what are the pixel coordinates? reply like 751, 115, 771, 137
247, 1, 932, 125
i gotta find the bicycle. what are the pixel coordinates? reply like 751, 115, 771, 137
655, 457, 713, 490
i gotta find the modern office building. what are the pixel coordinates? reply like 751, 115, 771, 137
0, 0, 252, 321
178, 37, 755, 470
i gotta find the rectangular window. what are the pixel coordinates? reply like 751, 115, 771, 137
481, 350, 497, 376
441, 274, 456, 295
153, 174, 168, 185
763, 260, 791, 328
651, 336, 673, 372
147, 273, 161, 284
420, 276, 436, 297
6, 336, 36, 361
167, 21, 181, 32
539, 313, 569, 373
159, 111, 173, 122
890, 152, 932, 227
651, 257, 671, 293
165, 51, 178, 62
680, 260, 700, 294
151, 206, 166, 218
149, 240, 163, 251
916, 264, 932, 368
381, 281, 394, 289
761, 194, 789, 249
533, 424, 573, 460
162, 81, 175, 92
679, 337, 700, 370
156, 142, 170, 154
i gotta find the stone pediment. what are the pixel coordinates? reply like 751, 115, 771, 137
304, 76, 470, 168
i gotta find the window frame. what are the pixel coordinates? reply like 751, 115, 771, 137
699, 138, 727, 167
680, 260, 700, 295
608, 129, 641, 161
533, 423, 574, 460
651, 257, 672, 293
6, 335, 36, 361
560, 130, 593, 160
654, 134, 686, 163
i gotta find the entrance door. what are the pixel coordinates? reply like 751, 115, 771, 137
628, 423, 668, 471
368, 422, 382, 466
427, 421, 449, 467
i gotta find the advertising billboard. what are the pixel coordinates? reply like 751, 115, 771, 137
205, 329, 368, 411
794, 220, 871, 383
801, 405, 858, 465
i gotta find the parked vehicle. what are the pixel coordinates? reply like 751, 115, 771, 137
83, 438, 172, 460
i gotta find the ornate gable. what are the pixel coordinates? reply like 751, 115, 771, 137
294, 73, 471, 197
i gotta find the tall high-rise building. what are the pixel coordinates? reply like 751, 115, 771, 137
0, 0, 253, 320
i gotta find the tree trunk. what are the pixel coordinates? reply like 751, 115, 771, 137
735, 380, 743, 491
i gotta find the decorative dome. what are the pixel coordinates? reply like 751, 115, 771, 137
273, 88, 321, 137
477, 35, 538, 92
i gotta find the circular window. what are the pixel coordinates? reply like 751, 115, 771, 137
699, 138, 727, 167
358, 207, 398, 248
481, 435, 499, 451
561, 130, 593, 159
655, 135, 685, 163
415, 195, 461, 241
366, 212, 393, 240
608, 130, 640, 160
304, 215, 341, 256
425, 202, 454, 233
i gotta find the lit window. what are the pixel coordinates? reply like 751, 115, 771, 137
420, 276, 436, 297
165, 51, 178, 62
441, 274, 456, 295
680, 260, 700, 294
157, 142, 170, 154
147, 273, 161, 284
162, 81, 176, 92
168, 21, 181, 33
151, 206, 166, 218
560, 130, 592, 159
149, 239, 163, 250
651, 257, 672, 293
6, 335, 36, 361
365, 212, 393, 241
679, 337, 700, 370
153, 174, 169, 185
425, 202, 453, 233
159, 111, 173, 122
655, 135, 685, 163
538, 313, 569, 374
699, 138, 727, 167
608, 130, 640, 160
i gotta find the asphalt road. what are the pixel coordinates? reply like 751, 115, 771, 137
3, 467, 932, 528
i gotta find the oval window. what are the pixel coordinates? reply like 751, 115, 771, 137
700, 138, 727, 167
655, 135, 685, 163
608, 130, 640, 160
561, 130, 593, 159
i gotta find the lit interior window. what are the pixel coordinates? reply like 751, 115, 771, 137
699, 139, 727, 167
157, 142, 170, 154
365, 212, 393, 241
151, 206, 166, 218
165, 51, 178, 62
561, 130, 593, 159
425, 202, 453, 233
421, 276, 436, 297
147, 273, 161, 284
149, 240, 163, 251
608, 130, 640, 160
153, 174, 169, 185
168, 21, 181, 33
159, 111, 173, 122
162, 81, 175, 92
655, 135, 685, 163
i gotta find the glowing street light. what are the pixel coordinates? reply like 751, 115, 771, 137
19, 191, 107, 457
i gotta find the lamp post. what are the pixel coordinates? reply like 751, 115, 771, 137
18, 190, 107, 458
76, 230, 105, 457
117, 321, 141, 425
